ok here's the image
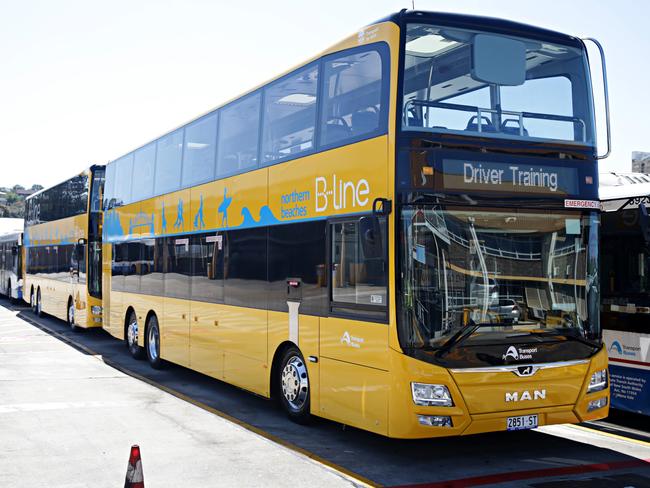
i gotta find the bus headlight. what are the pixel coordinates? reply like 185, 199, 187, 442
587, 369, 608, 393
91, 306, 103, 315
411, 383, 453, 407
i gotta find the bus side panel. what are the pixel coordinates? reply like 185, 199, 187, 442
220, 306, 268, 396
319, 357, 389, 436
189, 300, 224, 379
319, 316, 389, 435
162, 295, 190, 368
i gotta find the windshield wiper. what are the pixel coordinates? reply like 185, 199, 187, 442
434, 322, 505, 358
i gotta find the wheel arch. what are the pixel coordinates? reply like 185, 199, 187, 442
270, 340, 300, 400
122, 306, 136, 340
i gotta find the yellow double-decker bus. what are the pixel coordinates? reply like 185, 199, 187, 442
100, 10, 610, 438
24, 166, 105, 330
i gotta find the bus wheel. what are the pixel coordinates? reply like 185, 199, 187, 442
30, 289, 36, 313
7, 280, 13, 304
145, 315, 163, 370
126, 311, 144, 359
36, 289, 43, 317
278, 347, 311, 424
67, 298, 78, 332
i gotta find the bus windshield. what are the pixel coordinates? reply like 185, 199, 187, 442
401, 23, 595, 145
399, 206, 599, 351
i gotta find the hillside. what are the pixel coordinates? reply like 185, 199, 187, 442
0, 185, 42, 218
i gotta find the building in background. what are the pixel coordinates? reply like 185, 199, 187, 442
632, 151, 650, 173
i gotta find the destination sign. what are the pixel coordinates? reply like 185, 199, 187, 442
442, 159, 579, 196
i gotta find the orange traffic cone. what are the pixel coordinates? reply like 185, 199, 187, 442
124, 444, 144, 488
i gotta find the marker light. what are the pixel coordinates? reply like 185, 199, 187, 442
418, 415, 452, 427
587, 369, 608, 393
411, 383, 453, 407
91, 306, 103, 315
587, 397, 608, 412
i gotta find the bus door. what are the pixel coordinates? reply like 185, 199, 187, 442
319, 216, 390, 435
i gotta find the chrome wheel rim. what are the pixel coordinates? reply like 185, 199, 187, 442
68, 303, 74, 325
281, 355, 308, 410
36, 293, 41, 315
148, 324, 158, 360
127, 318, 138, 348
30, 293, 34, 308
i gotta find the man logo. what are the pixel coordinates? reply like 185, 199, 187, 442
505, 390, 546, 402
515, 365, 537, 377
502, 346, 519, 361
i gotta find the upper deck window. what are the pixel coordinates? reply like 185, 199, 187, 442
401, 24, 595, 146
320, 46, 388, 147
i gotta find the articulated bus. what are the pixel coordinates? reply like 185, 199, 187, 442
0, 229, 23, 302
97, 10, 610, 438
23, 166, 105, 330
600, 172, 650, 415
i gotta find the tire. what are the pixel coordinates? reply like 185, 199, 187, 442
30, 289, 36, 313
278, 347, 311, 424
7, 280, 13, 304
126, 311, 144, 359
145, 315, 163, 369
36, 289, 43, 317
67, 298, 79, 332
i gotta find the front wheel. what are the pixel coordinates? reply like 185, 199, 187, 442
126, 311, 144, 359
30, 289, 36, 314
67, 298, 79, 332
278, 347, 311, 424
145, 315, 163, 369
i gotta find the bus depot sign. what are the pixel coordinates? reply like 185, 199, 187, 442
442, 159, 579, 195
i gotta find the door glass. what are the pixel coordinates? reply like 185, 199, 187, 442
331, 217, 387, 308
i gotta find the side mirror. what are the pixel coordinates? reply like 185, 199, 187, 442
359, 216, 383, 260
74, 243, 85, 262
472, 34, 526, 86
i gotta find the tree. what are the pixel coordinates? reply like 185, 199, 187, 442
30, 184, 43, 191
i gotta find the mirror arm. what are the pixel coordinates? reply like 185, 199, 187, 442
372, 198, 392, 216
583, 37, 611, 160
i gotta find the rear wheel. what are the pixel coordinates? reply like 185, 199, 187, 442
36, 289, 43, 317
145, 315, 163, 369
7, 280, 13, 304
278, 347, 311, 424
67, 298, 78, 332
30, 289, 36, 313
126, 311, 144, 359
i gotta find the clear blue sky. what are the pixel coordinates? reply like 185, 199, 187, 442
0, 0, 647, 188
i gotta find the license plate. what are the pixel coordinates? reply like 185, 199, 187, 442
506, 414, 538, 431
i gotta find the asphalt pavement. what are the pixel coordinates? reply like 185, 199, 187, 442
1, 299, 649, 487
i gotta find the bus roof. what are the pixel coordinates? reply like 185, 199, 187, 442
600, 172, 650, 201
375, 10, 583, 47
